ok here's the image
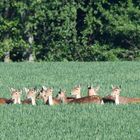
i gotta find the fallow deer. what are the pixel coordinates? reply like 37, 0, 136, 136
0, 88, 17, 104
39, 86, 61, 105
71, 85, 81, 99
109, 86, 140, 104
46, 87, 61, 105
102, 86, 120, 105
23, 88, 37, 105
87, 85, 100, 96
11, 88, 22, 104
57, 89, 74, 103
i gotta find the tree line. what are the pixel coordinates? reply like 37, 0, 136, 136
0, 0, 140, 62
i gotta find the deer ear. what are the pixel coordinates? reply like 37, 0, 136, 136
96, 86, 100, 91
24, 88, 29, 93
77, 84, 81, 88
42, 86, 47, 90
36, 89, 40, 93
19, 90, 22, 94
10, 88, 15, 92
111, 85, 114, 89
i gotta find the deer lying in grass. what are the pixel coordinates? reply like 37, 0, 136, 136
11, 88, 22, 104
102, 86, 120, 105
0, 88, 19, 104
102, 85, 140, 105
58, 88, 103, 104
57, 89, 74, 103
23, 88, 37, 105
39, 86, 61, 105
71, 85, 81, 98
38, 86, 49, 104
108, 86, 140, 104
58, 89, 75, 101
87, 85, 100, 96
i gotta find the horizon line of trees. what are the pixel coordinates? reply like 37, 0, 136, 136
0, 0, 140, 62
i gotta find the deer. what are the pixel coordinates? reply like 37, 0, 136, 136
102, 86, 120, 105
87, 85, 100, 96
71, 85, 81, 99
0, 88, 18, 104
110, 86, 140, 104
59, 87, 103, 104
57, 89, 74, 103
23, 88, 37, 105
38, 86, 49, 104
39, 86, 61, 105
11, 88, 22, 104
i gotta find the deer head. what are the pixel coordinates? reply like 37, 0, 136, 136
10, 88, 22, 104
39, 86, 53, 103
71, 85, 81, 98
87, 85, 100, 96
24, 88, 37, 105
111, 85, 121, 105
57, 89, 66, 102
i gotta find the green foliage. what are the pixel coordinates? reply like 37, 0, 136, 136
0, 0, 140, 61
0, 62, 140, 139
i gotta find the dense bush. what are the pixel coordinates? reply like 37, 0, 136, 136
0, 0, 140, 61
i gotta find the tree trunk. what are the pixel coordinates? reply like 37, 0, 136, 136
4, 51, 10, 63
28, 53, 34, 62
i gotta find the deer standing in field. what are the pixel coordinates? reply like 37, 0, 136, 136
23, 88, 37, 105
71, 85, 81, 99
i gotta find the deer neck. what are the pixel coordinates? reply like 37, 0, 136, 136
14, 97, 21, 104
42, 96, 48, 103
115, 94, 119, 105
48, 95, 54, 105
61, 96, 67, 103
76, 94, 81, 99
31, 97, 36, 105
101, 100, 104, 105
18, 97, 21, 104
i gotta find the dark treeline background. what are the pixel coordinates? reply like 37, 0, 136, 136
0, 0, 140, 62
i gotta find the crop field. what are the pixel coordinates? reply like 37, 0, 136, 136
0, 62, 140, 140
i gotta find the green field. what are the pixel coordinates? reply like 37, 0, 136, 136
0, 62, 140, 140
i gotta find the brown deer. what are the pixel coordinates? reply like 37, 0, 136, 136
11, 88, 22, 104
0, 88, 18, 104
102, 86, 120, 105
58, 86, 103, 104
68, 95, 103, 104
87, 85, 100, 96
57, 89, 74, 103
23, 88, 37, 105
71, 85, 81, 99
39, 86, 61, 105
109, 86, 140, 104
37, 86, 49, 104
47, 87, 61, 105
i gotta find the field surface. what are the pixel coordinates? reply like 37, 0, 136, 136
0, 62, 140, 140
